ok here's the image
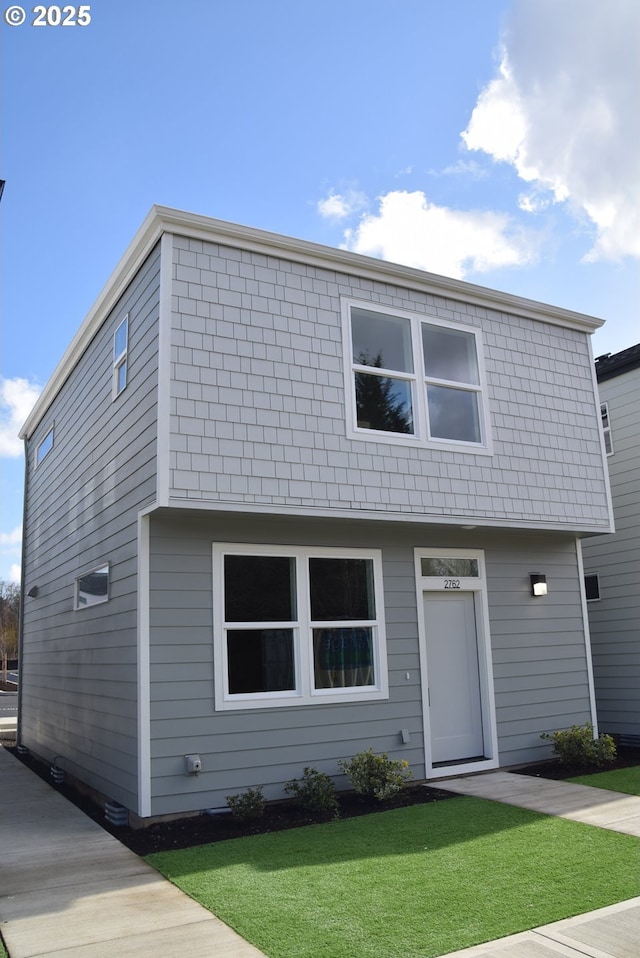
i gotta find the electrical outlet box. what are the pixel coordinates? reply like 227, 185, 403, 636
185, 754, 202, 775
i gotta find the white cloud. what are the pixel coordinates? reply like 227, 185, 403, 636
342, 190, 536, 279
0, 527, 22, 585
462, 0, 640, 262
317, 190, 368, 220
0, 377, 41, 457
0, 527, 22, 548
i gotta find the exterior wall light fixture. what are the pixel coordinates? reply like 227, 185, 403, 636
530, 574, 547, 597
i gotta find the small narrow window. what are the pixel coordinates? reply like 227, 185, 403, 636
113, 315, 129, 397
584, 573, 600, 601
35, 426, 54, 466
600, 403, 613, 455
75, 564, 109, 609
421, 557, 479, 577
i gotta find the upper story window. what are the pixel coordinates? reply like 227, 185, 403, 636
344, 301, 490, 452
113, 315, 129, 398
213, 544, 388, 710
35, 426, 54, 467
600, 402, 613, 455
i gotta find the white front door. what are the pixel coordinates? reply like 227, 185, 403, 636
423, 591, 484, 764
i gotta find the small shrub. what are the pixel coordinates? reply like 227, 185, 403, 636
284, 767, 339, 818
541, 723, 616, 768
339, 748, 412, 802
226, 786, 266, 821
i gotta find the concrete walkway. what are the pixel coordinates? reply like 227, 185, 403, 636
1, 749, 638, 958
438, 770, 640, 836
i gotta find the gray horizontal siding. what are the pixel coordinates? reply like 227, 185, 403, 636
583, 366, 640, 738
147, 514, 591, 815
20, 243, 161, 809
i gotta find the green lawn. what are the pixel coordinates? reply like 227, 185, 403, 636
147, 796, 639, 958
568, 765, 640, 795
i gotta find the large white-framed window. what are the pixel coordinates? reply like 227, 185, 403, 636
35, 425, 54, 467
213, 544, 388, 710
74, 563, 109, 610
343, 299, 491, 453
113, 314, 129, 398
600, 402, 613, 456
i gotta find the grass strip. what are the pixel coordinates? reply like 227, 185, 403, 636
568, 765, 640, 795
147, 796, 639, 958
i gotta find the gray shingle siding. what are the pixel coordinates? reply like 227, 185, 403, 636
167, 239, 609, 529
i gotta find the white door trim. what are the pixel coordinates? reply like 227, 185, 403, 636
414, 548, 499, 779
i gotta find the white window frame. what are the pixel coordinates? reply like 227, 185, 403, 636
35, 425, 55, 467
213, 543, 389, 710
113, 314, 129, 398
342, 299, 492, 454
74, 563, 110, 610
600, 402, 613, 456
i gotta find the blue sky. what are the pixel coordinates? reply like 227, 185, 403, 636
1, 0, 638, 583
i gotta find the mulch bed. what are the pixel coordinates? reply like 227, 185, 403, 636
5, 744, 638, 857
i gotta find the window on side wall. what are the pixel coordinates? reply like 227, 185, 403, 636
344, 301, 490, 451
113, 315, 129, 398
35, 426, 54, 467
584, 573, 600, 601
75, 564, 109, 609
600, 403, 613, 455
213, 545, 388, 709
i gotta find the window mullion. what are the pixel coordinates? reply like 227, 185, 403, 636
297, 556, 311, 697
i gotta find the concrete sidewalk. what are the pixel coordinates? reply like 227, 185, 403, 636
0, 745, 267, 957
1, 748, 638, 958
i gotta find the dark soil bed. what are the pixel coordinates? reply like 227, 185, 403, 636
5, 744, 639, 856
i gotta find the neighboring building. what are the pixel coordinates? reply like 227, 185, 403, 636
582, 345, 640, 745
18, 207, 613, 822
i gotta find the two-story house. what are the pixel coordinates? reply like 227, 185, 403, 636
18, 206, 613, 823
582, 345, 640, 746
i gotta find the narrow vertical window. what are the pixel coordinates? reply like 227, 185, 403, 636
113, 315, 129, 397
35, 426, 54, 466
600, 403, 613, 455
584, 573, 600, 601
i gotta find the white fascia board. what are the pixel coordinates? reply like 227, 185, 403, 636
20, 204, 606, 438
